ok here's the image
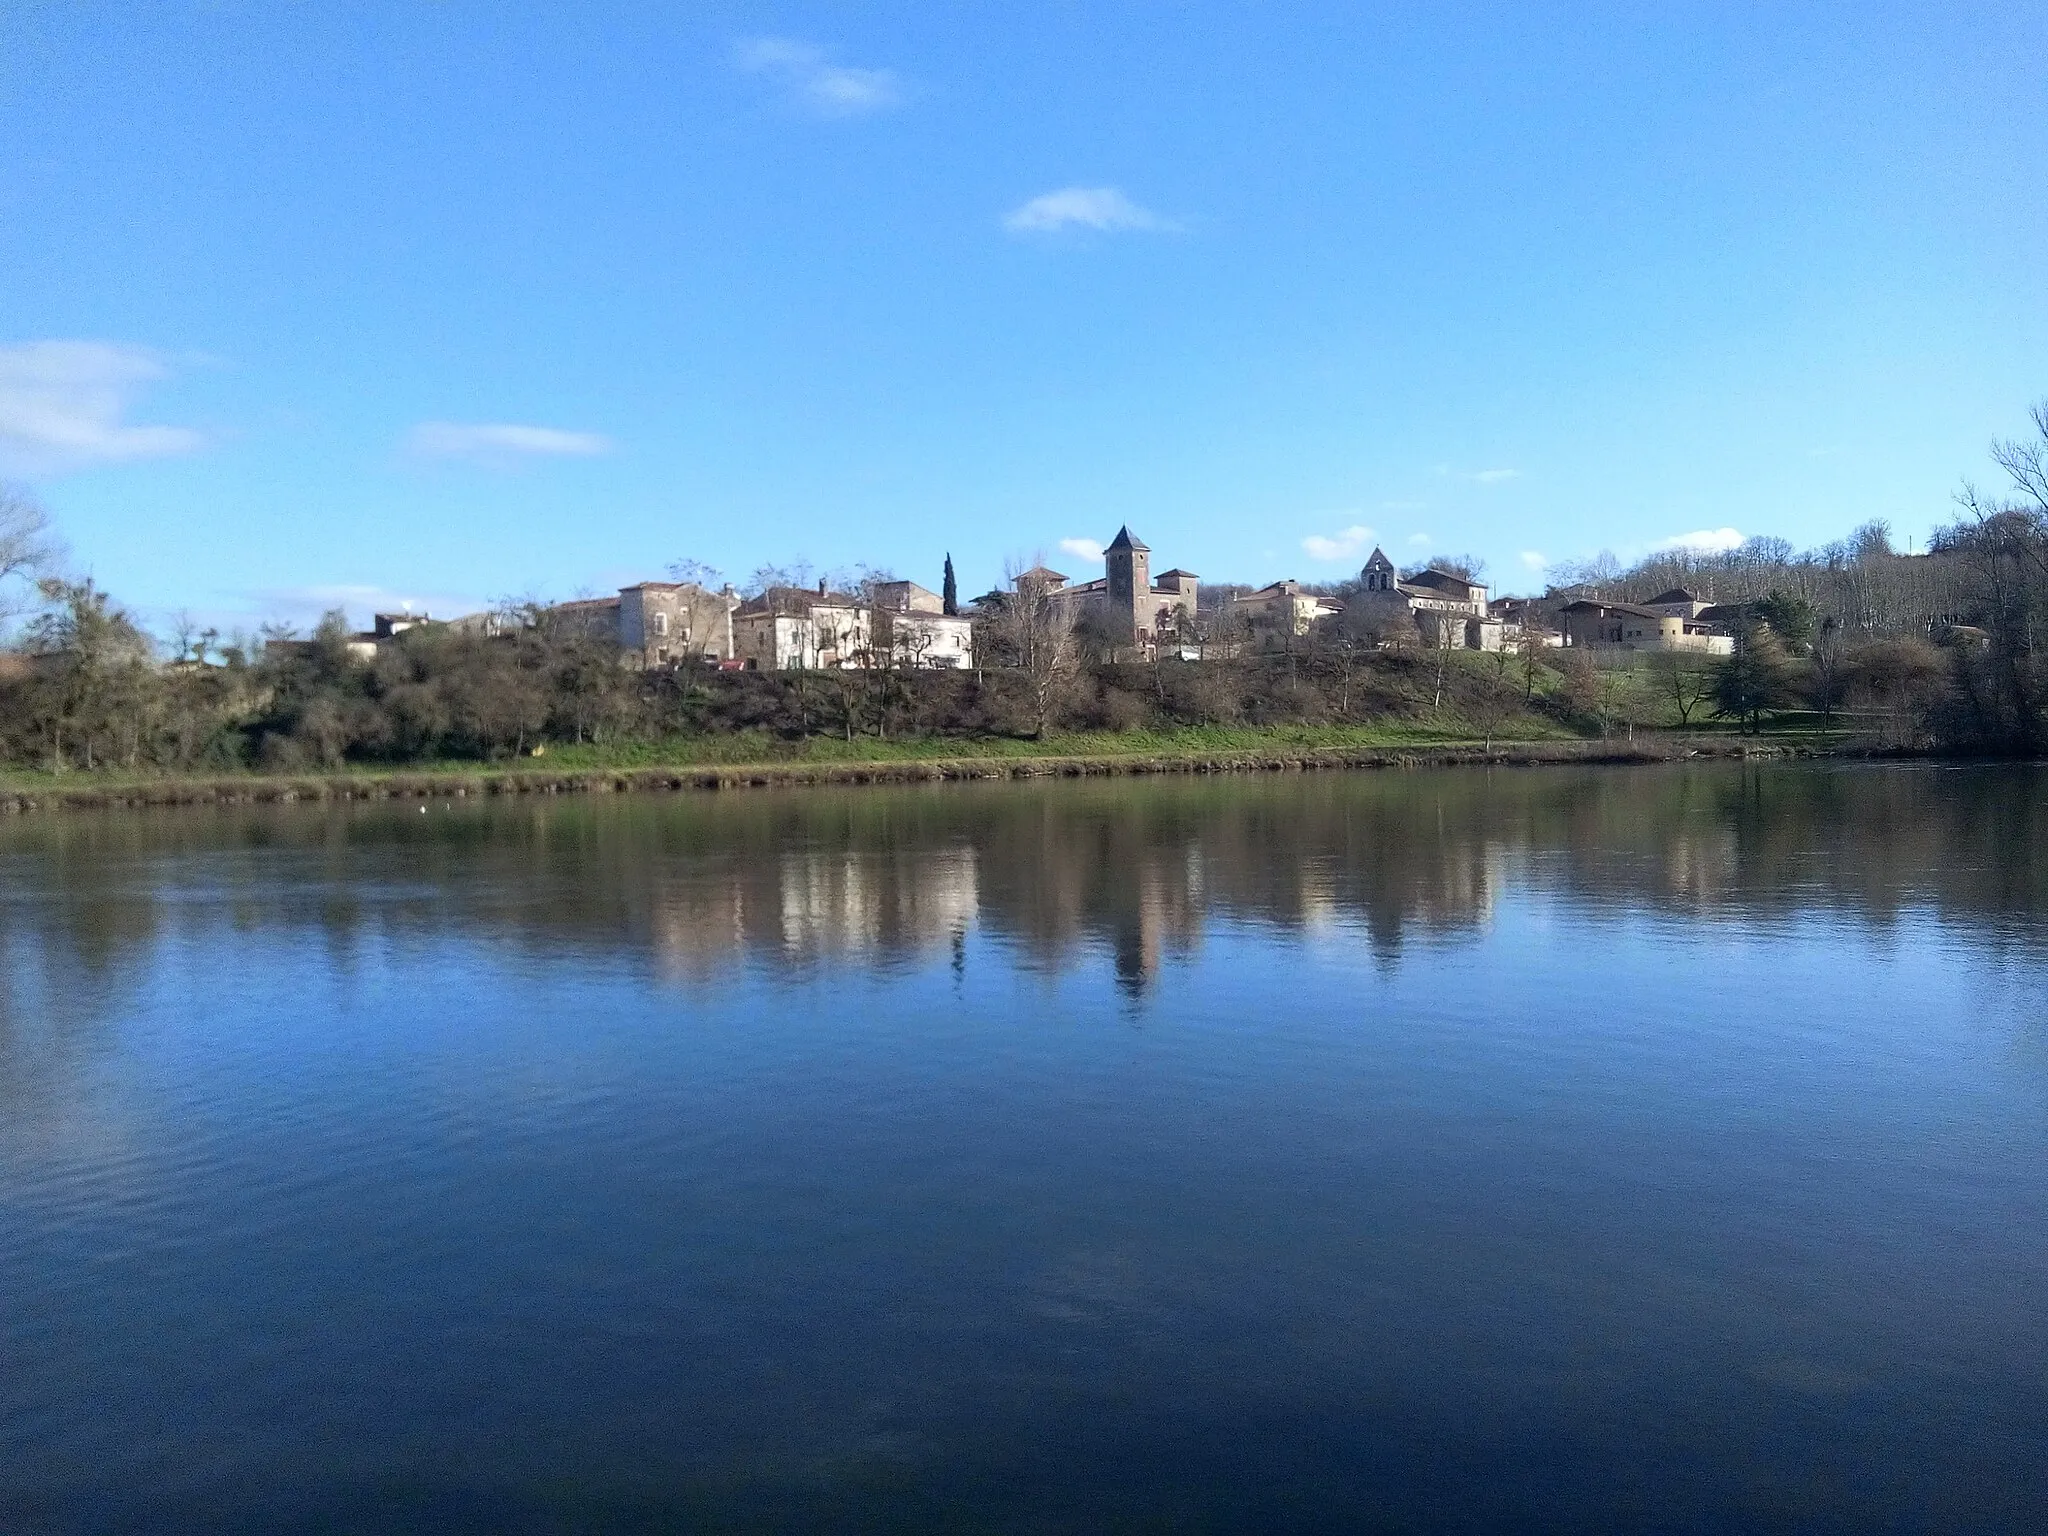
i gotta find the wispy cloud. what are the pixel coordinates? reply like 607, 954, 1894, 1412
1651, 526, 1744, 554
1405, 532, 1431, 548
1301, 523, 1376, 563
734, 37, 900, 116
1519, 550, 1549, 572
406, 422, 613, 465
0, 340, 208, 476
1435, 464, 1520, 485
1003, 186, 1174, 235
1058, 536, 1104, 564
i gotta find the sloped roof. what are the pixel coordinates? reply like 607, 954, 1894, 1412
1154, 567, 1199, 579
738, 586, 863, 617
1405, 568, 1481, 594
1561, 599, 1666, 620
1645, 588, 1701, 605
1106, 525, 1149, 552
1363, 546, 1395, 568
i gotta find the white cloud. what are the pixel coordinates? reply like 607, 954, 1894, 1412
1003, 186, 1174, 235
0, 340, 208, 476
1301, 523, 1376, 563
1651, 526, 1745, 554
1470, 468, 1520, 484
406, 422, 613, 464
735, 37, 899, 116
1058, 536, 1104, 563
1405, 532, 1431, 548
1519, 550, 1549, 572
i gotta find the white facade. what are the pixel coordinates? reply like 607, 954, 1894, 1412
878, 609, 974, 668
733, 592, 873, 670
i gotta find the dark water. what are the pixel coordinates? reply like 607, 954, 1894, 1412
3, 764, 2047, 1534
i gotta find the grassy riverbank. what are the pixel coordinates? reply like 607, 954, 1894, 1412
0, 721, 1858, 812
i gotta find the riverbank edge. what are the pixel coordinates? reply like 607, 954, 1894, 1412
0, 735, 1875, 812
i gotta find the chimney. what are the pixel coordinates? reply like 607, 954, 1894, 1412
818, 578, 828, 597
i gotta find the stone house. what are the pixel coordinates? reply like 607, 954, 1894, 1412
536, 582, 739, 667
1226, 580, 1345, 648
616, 581, 740, 667
871, 580, 974, 669
1557, 599, 1734, 655
733, 585, 873, 670
1486, 596, 1562, 647
1351, 548, 1505, 650
1641, 587, 1716, 621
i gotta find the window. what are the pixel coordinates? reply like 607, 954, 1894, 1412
652, 612, 669, 637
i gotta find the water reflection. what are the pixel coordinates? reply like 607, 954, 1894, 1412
5, 763, 2048, 1531
2, 766, 2045, 1011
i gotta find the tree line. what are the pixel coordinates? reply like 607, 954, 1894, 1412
2, 406, 2045, 773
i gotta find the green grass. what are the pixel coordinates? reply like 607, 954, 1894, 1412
531, 719, 1575, 769
0, 718, 1584, 794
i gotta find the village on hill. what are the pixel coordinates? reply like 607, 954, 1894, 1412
322, 525, 1818, 675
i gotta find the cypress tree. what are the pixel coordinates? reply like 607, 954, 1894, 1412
942, 554, 959, 616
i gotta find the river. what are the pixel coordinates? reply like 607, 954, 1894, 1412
3, 763, 2046, 1532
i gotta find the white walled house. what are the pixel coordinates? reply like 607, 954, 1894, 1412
733, 587, 873, 670
871, 580, 974, 668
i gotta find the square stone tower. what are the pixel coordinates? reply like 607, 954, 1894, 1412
1105, 525, 1151, 638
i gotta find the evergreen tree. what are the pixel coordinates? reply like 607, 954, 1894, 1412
942, 553, 959, 616
1753, 588, 1818, 655
1712, 622, 1794, 733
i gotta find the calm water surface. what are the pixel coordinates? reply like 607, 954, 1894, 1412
3, 763, 2047, 1533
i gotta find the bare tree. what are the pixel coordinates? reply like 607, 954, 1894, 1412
1842, 636, 1947, 747
991, 558, 1079, 738
1318, 623, 1366, 717
666, 557, 726, 588
1806, 618, 1847, 730
0, 483, 58, 626
1407, 552, 1488, 582
745, 560, 817, 599
1989, 401, 2048, 513
1426, 616, 1460, 709
1648, 651, 1715, 727
1464, 674, 1519, 752
1516, 627, 1547, 701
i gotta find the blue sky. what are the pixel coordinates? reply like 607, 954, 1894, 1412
3, 1, 2044, 632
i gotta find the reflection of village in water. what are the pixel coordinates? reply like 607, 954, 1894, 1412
386, 785, 1515, 993
4, 766, 2046, 1026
